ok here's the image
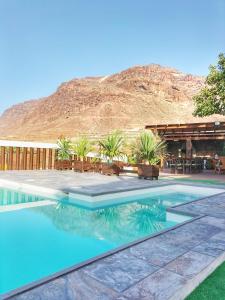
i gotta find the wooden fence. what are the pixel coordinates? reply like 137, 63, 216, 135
0, 146, 58, 171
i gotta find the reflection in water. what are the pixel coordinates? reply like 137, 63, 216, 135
129, 205, 166, 233
34, 197, 172, 245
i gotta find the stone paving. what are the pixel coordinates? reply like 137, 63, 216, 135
0, 170, 172, 196
2, 172, 225, 300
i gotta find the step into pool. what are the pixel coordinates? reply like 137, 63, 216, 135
66, 184, 224, 208
0, 184, 223, 297
0, 187, 46, 206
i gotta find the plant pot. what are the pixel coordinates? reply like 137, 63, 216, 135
55, 160, 72, 171
101, 163, 121, 176
137, 164, 159, 180
93, 162, 102, 173
73, 160, 94, 172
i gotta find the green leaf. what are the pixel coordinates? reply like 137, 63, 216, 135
57, 137, 72, 160
98, 131, 125, 162
131, 130, 166, 165
72, 137, 92, 159
193, 53, 225, 117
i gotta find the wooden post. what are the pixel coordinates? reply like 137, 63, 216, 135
0, 147, 6, 170
36, 148, 41, 170
8, 147, 14, 170
15, 148, 21, 170
186, 138, 192, 159
48, 149, 53, 169
42, 148, 47, 170
53, 149, 58, 169
33, 149, 37, 169
22, 147, 28, 170
29, 148, 34, 170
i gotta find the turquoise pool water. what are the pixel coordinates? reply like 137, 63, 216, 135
0, 185, 213, 296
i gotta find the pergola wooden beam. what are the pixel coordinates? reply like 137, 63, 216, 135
145, 121, 225, 141
145, 121, 225, 131
165, 136, 225, 141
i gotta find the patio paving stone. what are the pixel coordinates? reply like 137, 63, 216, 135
129, 237, 188, 267
65, 271, 120, 300
193, 239, 225, 257
174, 202, 225, 219
196, 215, 225, 230
164, 251, 215, 278
0, 170, 171, 196
9, 276, 69, 300
195, 193, 225, 205
211, 231, 225, 241
83, 251, 159, 292
122, 269, 186, 300
154, 219, 222, 250
10, 270, 119, 300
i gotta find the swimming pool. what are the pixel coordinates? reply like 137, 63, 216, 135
0, 184, 222, 297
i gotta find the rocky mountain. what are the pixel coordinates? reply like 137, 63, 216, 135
0, 64, 224, 141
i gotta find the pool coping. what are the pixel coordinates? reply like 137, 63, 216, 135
1, 180, 225, 300
1, 177, 225, 204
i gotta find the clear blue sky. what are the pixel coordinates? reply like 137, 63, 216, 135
0, 0, 224, 114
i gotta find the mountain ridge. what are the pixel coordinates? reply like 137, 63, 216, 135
0, 64, 224, 141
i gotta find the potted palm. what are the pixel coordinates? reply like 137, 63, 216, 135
56, 137, 73, 170
72, 137, 92, 172
132, 131, 166, 179
98, 131, 124, 175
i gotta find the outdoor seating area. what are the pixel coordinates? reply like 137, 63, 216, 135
215, 157, 225, 175
167, 158, 203, 174
146, 122, 225, 178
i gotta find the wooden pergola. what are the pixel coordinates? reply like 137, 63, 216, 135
145, 121, 225, 158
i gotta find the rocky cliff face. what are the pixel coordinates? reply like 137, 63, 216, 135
0, 64, 224, 141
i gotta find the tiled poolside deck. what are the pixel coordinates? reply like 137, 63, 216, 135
2, 171, 225, 300
0, 170, 172, 196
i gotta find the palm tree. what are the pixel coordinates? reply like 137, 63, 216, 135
98, 131, 124, 163
57, 137, 72, 161
72, 137, 92, 172
132, 131, 166, 165
72, 137, 92, 161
